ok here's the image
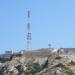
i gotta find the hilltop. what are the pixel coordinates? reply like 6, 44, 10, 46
0, 48, 75, 75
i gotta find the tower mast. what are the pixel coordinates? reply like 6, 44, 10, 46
27, 10, 32, 50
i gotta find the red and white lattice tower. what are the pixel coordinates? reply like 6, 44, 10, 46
27, 10, 32, 50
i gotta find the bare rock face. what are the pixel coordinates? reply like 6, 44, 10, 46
0, 62, 19, 75
0, 54, 49, 75
12, 69, 19, 75
0, 49, 75, 75
33, 57, 48, 66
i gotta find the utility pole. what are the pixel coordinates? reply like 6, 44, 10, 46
48, 43, 51, 49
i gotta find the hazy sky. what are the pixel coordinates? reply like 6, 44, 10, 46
0, 0, 75, 53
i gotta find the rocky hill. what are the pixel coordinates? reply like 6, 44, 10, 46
0, 48, 75, 75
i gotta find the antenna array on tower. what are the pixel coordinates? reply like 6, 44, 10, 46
27, 10, 32, 50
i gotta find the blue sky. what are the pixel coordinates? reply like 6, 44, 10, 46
0, 0, 75, 53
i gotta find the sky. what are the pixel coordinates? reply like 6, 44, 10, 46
0, 0, 75, 53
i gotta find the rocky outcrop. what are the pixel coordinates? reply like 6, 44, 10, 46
0, 49, 75, 75
0, 55, 48, 75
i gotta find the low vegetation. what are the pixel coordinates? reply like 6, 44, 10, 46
24, 63, 42, 75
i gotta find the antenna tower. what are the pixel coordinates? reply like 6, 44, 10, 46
27, 10, 32, 50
